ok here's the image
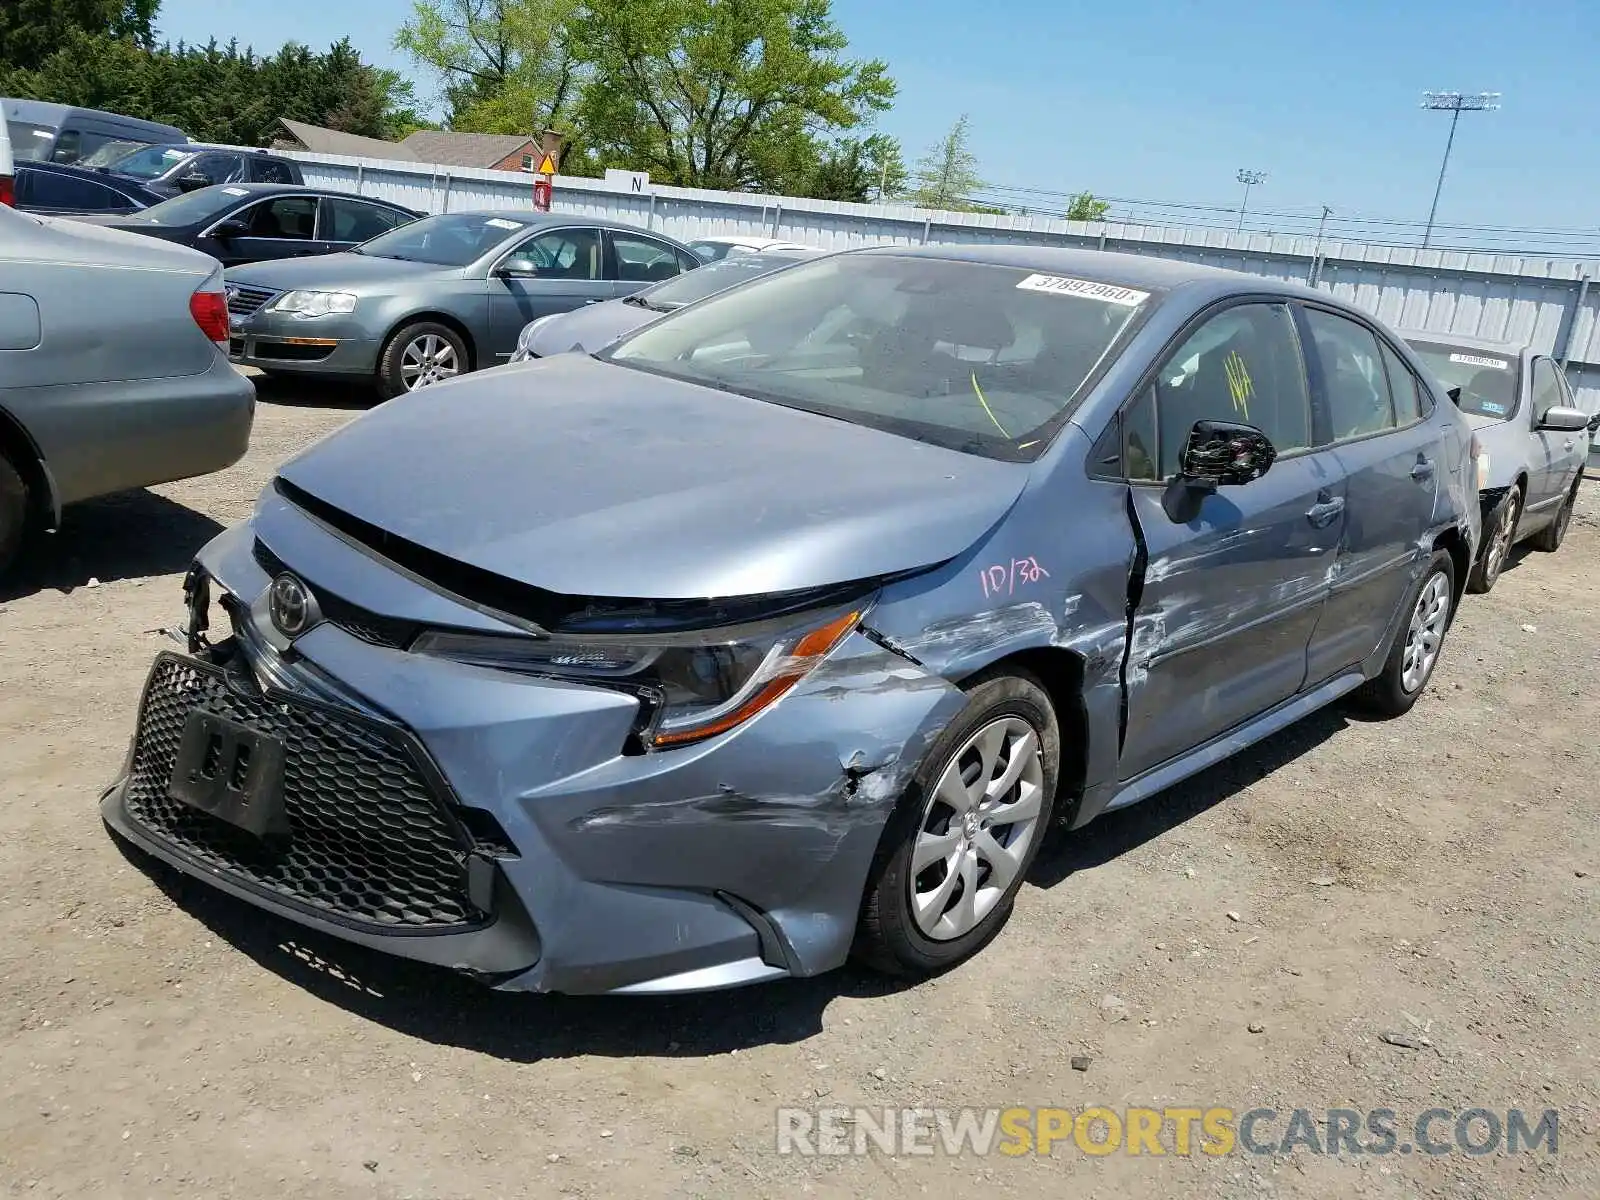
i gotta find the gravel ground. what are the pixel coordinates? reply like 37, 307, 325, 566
1, 382, 1596, 1199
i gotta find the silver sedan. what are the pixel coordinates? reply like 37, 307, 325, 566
223, 211, 700, 398
0, 205, 254, 579
1403, 332, 1593, 592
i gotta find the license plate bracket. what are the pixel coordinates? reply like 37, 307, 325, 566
167, 710, 289, 839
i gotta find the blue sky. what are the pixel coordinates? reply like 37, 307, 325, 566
156, 0, 1600, 247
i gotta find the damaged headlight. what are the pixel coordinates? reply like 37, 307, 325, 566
509, 313, 559, 363
410, 606, 863, 748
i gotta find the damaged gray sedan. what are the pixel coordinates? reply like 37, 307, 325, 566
102, 247, 1480, 994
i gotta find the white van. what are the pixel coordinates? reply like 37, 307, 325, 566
1, 99, 186, 167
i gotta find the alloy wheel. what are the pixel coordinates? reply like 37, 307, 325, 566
1401, 571, 1451, 693
1483, 490, 1519, 583
400, 334, 460, 391
909, 717, 1045, 941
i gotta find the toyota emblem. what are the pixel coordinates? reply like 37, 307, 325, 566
268, 573, 319, 638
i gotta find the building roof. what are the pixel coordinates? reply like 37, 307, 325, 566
400, 130, 536, 169
274, 119, 417, 161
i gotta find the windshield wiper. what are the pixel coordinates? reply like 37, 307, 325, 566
622, 294, 667, 311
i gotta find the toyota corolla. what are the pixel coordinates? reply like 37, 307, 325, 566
103, 247, 1479, 994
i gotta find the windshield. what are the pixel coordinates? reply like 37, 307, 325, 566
78, 139, 152, 168
354, 212, 528, 265
124, 186, 250, 227
104, 144, 191, 179
606, 254, 1152, 460
6, 121, 55, 162
1406, 339, 1519, 420
635, 253, 813, 311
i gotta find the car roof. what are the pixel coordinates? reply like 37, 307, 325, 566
446, 209, 688, 238
860, 242, 1330, 298
1397, 328, 1526, 355
186, 182, 412, 205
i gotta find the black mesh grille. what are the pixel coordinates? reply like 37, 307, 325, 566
122, 653, 484, 931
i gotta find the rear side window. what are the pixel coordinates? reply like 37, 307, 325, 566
1379, 339, 1423, 425
1303, 309, 1396, 441
21, 168, 127, 212
1530, 358, 1564, 422
253, 158, 297, 184
1148, 302, 1313, 478
321, 197, 407, 242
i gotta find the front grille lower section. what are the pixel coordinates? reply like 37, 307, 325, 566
226, 284, 277, 316
122, 652, 485, 931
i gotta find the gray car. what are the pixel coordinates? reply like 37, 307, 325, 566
0, 206, 254, 578
224, 211, 701, 398
511, 247, 822, 361
1402, 332, 1593, 592
103, 247, 1478, 995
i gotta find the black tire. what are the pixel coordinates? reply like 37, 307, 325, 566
0, 451, 29, 582
1529, 478, 1579, 552
1352, 548, 1455, 717
376, 321, 469, 400
1466, 486, 1520, 593
853, 669, 1059, 979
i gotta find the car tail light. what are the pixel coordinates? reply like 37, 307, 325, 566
0, 176, 14, 208
190, 287, 229, 350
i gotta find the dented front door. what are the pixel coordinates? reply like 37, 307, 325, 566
1118, 450, 1347, 780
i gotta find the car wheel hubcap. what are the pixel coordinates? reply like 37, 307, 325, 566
400, 334, 459, 390
1401, 571, 1451, 693
1485, 492, 1518, 579
909, 716, 1044, 941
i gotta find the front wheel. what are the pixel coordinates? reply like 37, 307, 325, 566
0, 452, 29, 581
854, 670, 1058, 978
1466, 487, 1519, 593
1353, 549, 1455, 717
377, 322, 468, 399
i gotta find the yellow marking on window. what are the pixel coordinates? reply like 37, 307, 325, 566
1223, 350, 1253, 420
971, 372, 1011, 437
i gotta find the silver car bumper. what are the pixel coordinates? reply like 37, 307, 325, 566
103, 502, 964, 995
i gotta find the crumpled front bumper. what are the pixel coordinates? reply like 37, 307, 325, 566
104, 502, 964, 995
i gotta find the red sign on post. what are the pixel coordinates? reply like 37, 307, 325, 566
532, 177, 552, 212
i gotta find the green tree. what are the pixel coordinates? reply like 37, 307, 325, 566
0, 0, 158, 70
572, 0, 895, 191
913, 114, 982, 210
802, 132, 904, 202
1066, 191, 1110, 221
394, 0, 584, 133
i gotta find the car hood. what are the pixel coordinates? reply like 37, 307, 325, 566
275, 354, 1028, 599
527, 298, 656, 356
226, 252, 461, 291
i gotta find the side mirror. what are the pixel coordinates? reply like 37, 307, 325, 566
211, 218, 249, 240
496, 256, 539, 278
176, 173, 213, 193
1162, 419, 1277, 523
1537, 405, 1591, 433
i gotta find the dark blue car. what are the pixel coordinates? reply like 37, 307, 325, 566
11, 159, 167, 217
103, 247, 1481, 994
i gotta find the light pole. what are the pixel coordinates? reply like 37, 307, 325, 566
1235, 169, 1266, 234
1421, 91, 1500, 248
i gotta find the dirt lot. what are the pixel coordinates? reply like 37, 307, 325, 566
1, 382, 1596, 1199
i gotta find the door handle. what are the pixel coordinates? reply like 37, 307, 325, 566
1305, 497, 1345, 528
1410, 457, 1434, 482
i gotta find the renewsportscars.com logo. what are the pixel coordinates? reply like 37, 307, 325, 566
775, 1106, 1559, 1158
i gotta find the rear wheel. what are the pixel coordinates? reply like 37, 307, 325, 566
1529, 478, 1579, 552
854, 670, 1058, 978
1467, 486, 1519, 593
0, 452, 30, 582
377, 322, 468, 399
1353, 549, 1455, 717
